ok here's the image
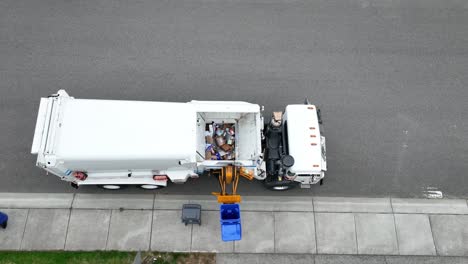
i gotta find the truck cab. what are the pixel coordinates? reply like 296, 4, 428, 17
263, 105, 327, 190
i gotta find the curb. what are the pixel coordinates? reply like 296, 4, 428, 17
0, 193, 74, 209
0, 193, 467, 214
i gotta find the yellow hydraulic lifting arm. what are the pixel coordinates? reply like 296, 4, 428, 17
211, 165, 254, 204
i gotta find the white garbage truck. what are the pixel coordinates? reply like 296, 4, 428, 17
31, 90, 326, 191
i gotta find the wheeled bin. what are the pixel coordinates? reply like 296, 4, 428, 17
220, 204, 241, 241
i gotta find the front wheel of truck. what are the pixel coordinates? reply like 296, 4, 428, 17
263, 178, 297, 191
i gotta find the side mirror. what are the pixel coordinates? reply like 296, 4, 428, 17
317, 108, 323, 124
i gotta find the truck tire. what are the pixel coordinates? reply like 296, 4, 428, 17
97, 185, 126, 190
138, 184, 165, 190
1, 221, 7, 229
263, 178, 297, 191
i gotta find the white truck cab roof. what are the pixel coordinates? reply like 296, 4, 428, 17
285, 105, 324, 174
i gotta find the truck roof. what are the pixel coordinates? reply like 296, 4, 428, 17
50, 99, 197, 162
286, 105, 323, 174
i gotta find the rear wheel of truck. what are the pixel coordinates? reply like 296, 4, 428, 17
138, 184, 165, 190
98, 185, 125, 190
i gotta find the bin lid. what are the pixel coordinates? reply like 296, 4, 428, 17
0, 212, 7, 222
221, 222, 242, 241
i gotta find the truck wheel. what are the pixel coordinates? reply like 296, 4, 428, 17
1, 221, 7, 229
138, 184, 165, 190
269, 184, 295, 191
264, 178, 296, 191
98, 185, 125, 190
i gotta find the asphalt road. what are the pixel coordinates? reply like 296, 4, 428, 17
1, 0, 467, 198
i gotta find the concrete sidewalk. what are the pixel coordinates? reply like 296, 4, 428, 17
217, 254, 468, 264
0, 193, 467, 257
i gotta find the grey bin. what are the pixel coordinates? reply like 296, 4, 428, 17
181, 204, 202, 225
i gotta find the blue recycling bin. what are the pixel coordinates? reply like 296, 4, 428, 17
220, 204, 242, 241
0, 211, 8, 229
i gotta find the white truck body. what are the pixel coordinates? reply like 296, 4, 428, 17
32, 90, 326, 189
